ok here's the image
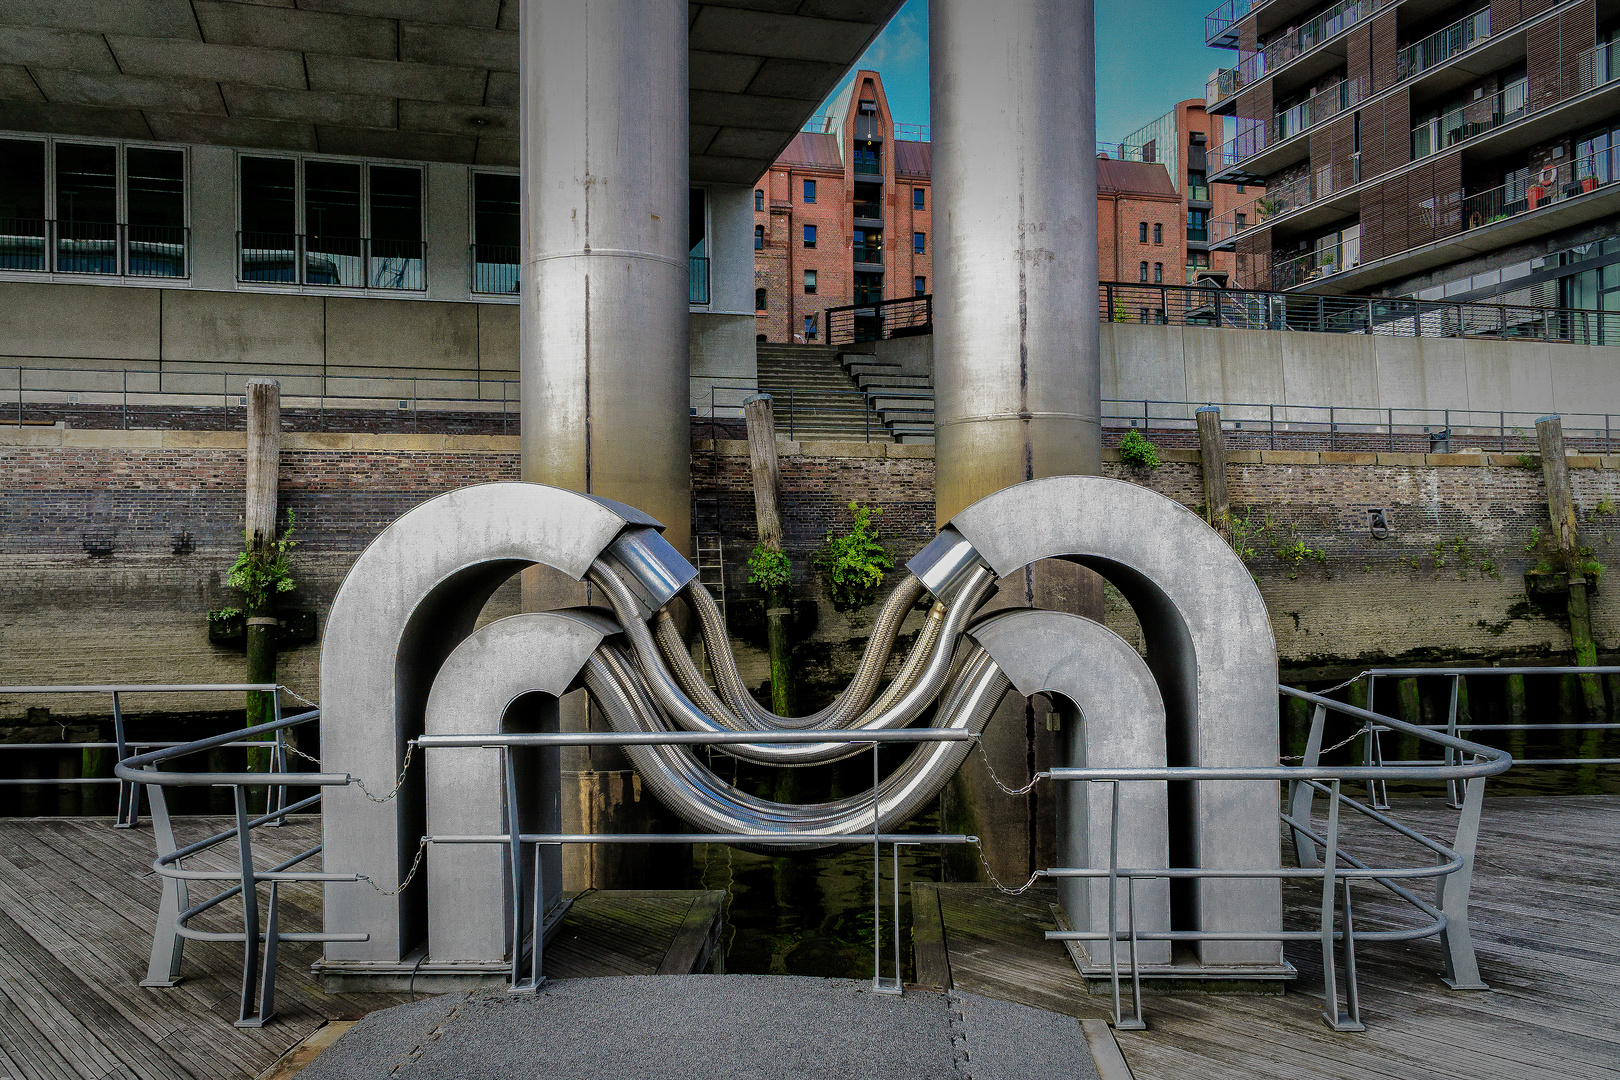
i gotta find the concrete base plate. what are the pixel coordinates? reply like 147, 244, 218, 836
294, 975, 1107, 1080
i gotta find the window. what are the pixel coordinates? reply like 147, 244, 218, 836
854, 142, 880, 175
755, 287, 767, 311
472, 172, 519, 293
1154, 262, 1163, 283
914, 187, 925, 210
755, 224, 764, 250
1187, 170, 1208, 201
1236, 183, 1247, 193
1138, 221, 1148, 242
755, 189, 764, 211
1153, 223, 1162, 244
914, 275, 926, 294
913, 231, 925, 254
1139, 261, 1149, 281
803, 179, 816, 203
803, 314, 817, 339
689, 186, 708, 304
0, 137, 189, 278
853, 227, 882, 263
804, 269, 816, 294
1235, 212, 1248, 228
854, 271, 883, 304
803, 224, 816, 247
239, 154, 423, 288
1187, 208, 1208, 242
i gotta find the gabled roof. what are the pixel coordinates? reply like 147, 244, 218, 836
895, 140, 931, 178
1096, 158, 1178, 197
778, 132, 843, 170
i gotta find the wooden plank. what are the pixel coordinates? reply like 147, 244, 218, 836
909, 883, 951, 990
655, 892, 722, 975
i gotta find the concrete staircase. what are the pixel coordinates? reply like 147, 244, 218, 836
754, 342, 934, 443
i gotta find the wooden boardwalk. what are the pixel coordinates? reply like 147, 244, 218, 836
918, 795, 1620, 1080
0, 817, 721, 1080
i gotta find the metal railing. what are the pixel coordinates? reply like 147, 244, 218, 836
1220, 78, 1365, 166
471, 243, 519, 294
1213, 0, 1388, 104
1098, 281, 1620, 344
1, 364, 519, 434
1397, 7, 1491, 81
0, 218, 188, 278
114, 704, 362, 1027
895, 123, 931, 142
689, 255, 710, 305
417, 727, 977, 993
1212, 165, 1340, 243
1205, 0, 1263, 47
826, 293, 932, 345
237, 232, 425, 290
1462, 151, 1617, 231
1046, 685, 1512, 1031
1412, 79, 1529, 160
701, 384, 932, 443
1102, 398, 1620, 454
0, 684, 296, 827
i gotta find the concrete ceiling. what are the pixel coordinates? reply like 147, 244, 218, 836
0, 1, 904, 185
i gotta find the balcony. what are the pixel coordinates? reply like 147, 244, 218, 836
1411, 80, 1528, 160
1217, 78, 1363, 170
1396, 7, 1490, 82
689, 255, 710, 305
1212, 165, 1341, 243
1, 219, 188, 279
853, 201, 882, 222
1267, 234, 1361, 289
472, 244, 518, 295
1462, 151, 1616, 231
1210, 0, 1387, 104
854, 245, 884, 266
1205, 0, 1264, 48
238, 232, 424, 289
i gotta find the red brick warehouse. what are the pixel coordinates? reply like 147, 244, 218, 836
753, 70, 932, 343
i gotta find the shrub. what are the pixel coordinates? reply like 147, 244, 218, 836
746, 544, 792, 593
1118, 428, 1161, 470
227, 510, 298, 611
813, 502, 894, 611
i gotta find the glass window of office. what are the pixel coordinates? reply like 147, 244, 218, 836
0, 137, 188, 278
239, 154, 422, 289
755, 189, 764, 211
854, 271, 883, 305
688, 187, 708, 305
1153, 223, 1162, 244
803, 314, 817, 339
1139, 261, 1148, 281
854, 227, 881, 263
913, 231, 925, 254
755, 224, 764, 250
1154, 262, 1163, 282
803, 179, 816, 203
804, 269, 816, 294
755, 287, 767, 310
913, 188, 925, 210
914, 275, 925, 294
1576, 123, 1620, 186
803, 224, 816, 247
1138, 222, 1148, 242
473, 172, 519, 294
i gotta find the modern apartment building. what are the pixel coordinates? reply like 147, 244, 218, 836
752, 71, 931, 344
1205, 0, 1620, 316
1102, 98, 1257, 285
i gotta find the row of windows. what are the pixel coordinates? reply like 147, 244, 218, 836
753, 185, 928, 211
1139, 261, 1166, 282
753, 222, 927, 254
1137, 222, 1164, 244
754, 273, 927, 311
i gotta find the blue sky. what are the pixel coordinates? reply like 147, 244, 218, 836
817, 1, 1232, 144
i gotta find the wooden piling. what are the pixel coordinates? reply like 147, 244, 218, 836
744, 394, 794, 716
1196, 406, 1229, 533
245, 378, 281, 762
1536, 416, 1605, 716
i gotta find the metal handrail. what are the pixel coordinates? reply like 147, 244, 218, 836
0, 218, 189, 278
825, 293, 933, 346
1045, 685, 1510, 1031
111, 702, 361, 1028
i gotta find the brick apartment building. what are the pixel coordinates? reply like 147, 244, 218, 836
1205, 0, 1620, 315
1097, 158, 1187, 290
1103, 98, 1259, 285
754, 70, 933, 341
752, 71, 930, 343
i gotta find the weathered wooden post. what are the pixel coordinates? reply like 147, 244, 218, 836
1197, 406, 1230, 533
245, 378, 281, 764
1537, 415, 1605, 716
744, 393, 793, 715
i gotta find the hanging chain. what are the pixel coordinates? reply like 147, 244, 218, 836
969, 837, 1044, 896
1280, 723, 1373, 762
276, 684, 320, 710
973, 740, 1045, 797
282, 736, 417, 804
356, 837, 429, 896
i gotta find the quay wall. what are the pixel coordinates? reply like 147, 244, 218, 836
3, 428, 1620, 719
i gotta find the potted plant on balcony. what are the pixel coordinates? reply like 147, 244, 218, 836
1581, 174, 1600, 194
1256, 196, 1282, 218
1317, 251, 1336, 277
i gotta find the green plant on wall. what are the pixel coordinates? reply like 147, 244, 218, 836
1118, 428, 1162, 470
1273, 537, 1327, 579
813, 502, 894, 611
747, 544, 792, 592
226, 510, 298, 611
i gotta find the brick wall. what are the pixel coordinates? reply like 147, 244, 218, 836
1102, 193, 1184, 288
5, 432, 1620, 718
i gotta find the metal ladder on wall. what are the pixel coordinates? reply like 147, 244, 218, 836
694, 534, 727, 626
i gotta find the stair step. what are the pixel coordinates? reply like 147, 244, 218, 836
842, 357, 901, 372
871, 395, 933, 410
855, 374, 931, 390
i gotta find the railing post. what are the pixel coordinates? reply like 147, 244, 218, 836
1105, 779, 1144, 1029
140, 770, 188, 988
232, 785, 265, 1027
1388, 409, 1395, 452
122, 369, 128, 430
504, 747, 533, 991
1269, 404, 1276, 450
1437, 768, 1490, 991
112, 691, 138, 828
1290, 702, 1328, 868
1319, 780, 1364, 1031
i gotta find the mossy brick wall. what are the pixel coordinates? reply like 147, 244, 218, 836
4, 429, 1620, 720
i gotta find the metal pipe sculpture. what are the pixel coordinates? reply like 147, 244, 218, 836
319, 475, 1282, 978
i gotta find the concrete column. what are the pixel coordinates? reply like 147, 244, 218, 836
931, 0, 1099, 883
520, 0, 691, 556
930, 0, 1099, 520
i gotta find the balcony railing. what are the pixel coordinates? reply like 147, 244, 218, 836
472, 244, 519, 295
1397, 7, 1490, 82
689, 255, 710, 305
826, 293, 932, 345
1205, 0, 1264, 47
0, 219, 188, 278
854, 157, 882, 176
1214, 0, 1387, 101
1212, 164, 1343, 242
238, 232, 424, 290
853, 201, 882, 220
1461, 151, 1618, 232
1219, 78, 1363, 166
1267, 239, 1362, 289
1412, 80, 1528, 159
895, 123, 931, 142
1579, 39, 1617, 93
